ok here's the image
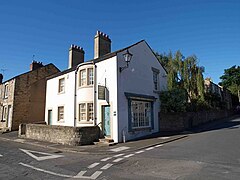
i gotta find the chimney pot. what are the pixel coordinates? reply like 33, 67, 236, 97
94, 31, 111, 59
69, 44, 85, 68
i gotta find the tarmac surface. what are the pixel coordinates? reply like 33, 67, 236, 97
0, 130, 187, 155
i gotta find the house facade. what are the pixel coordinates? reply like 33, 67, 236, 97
204, 78, 232, 109
0, 62, 59, 131
45, 31, 167, 143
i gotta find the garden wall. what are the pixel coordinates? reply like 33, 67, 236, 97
159, 110, 233, 132
19, 124, 100, 146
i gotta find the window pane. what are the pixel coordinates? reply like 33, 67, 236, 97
153, 72, 158, 90
58, 106, 64, 121
88, 103, 94, 121
80, 69, 86, 86
79, 103, 86, 121
131, 100, 151, 128
58, 78, 65, 93
4, 84, 9, 98
88, 68, 94, 85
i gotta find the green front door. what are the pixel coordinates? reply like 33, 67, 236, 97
103, 106, 111, 136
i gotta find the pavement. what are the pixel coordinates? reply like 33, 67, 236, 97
1, 114, 238, 155
0, 130, 187, 155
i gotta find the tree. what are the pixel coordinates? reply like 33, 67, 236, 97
219, 65, 240, 103
156, 50, 205, 102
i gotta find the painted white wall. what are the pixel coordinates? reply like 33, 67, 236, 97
45, 40, 167, 143
117, 41, 167, 142
95, 56, 118, 142
45, 71, 75, 126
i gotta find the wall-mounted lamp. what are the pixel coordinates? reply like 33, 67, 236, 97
119, 50, 133, 73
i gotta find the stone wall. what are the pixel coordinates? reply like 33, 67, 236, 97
11, 64, 59, 130
20, 124, 100, 146
159, 110, 233, 132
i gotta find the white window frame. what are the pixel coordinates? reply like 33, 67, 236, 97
79, 102, 94, 122
58, 78, 65, 93
79, 68, 94, 87
57, 106, 64, 122
2, 106, 8, 121
80, 69, 87, 87
131, 100, 151, 129
88, 68, 94, 85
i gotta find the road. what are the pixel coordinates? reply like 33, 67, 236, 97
0, 116, 240, 179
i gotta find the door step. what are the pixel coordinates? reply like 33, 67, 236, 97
94, 138, 117, 146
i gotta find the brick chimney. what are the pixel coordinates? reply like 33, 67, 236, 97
30, 61, 44, 71
0, 73, 3, 84
69, 44, 85, 68
94, 31, 111, 59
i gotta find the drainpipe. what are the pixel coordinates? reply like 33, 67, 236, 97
93, 63, 97, 126
74, 64, 82, 127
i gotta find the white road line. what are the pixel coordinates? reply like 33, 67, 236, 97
158, 137, 170, 139
113, 158, 124, 162
20, 162, 102, 179
100, 163, 113, 170
113, 153, 125, 157
146, 147, 155, 151
19, 148, 64, 161
124, 154, 134, 158
88, 162, 100, 169
155, 144, 163, 148
135, 150, 144, 154
19, 162, 72, 178
101, 157, 112, 162
0, 154, 2, 157
110, 146, 130, 152
74, 170, 102, 179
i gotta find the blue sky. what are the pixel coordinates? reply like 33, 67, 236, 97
0, 0, 239, 83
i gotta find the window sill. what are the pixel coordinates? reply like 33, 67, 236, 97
78, 85, 93, 89
78, 121, 94, 124
129, 127, 152, 133
58, 91, 65, 95
153, 90, 161, 94
57, 120, 65, 123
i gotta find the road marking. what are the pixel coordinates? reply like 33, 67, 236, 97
155, 144, 163, 148
101, 163, 113, 170
88, 163, 100, 169
0, 154, 2, 157
158, 137, 170, 139
14, 139, 25, 143
146, 147, 155, 151
135, 150, 144, 154
19, 162, 72, 178
101, 157, 112, 162
20, 162, 102, 179
124, 154, 134, 158
19, 148, 64, 161
113, 153, 125, 157
110, 146, 130, 152
113, 158, 124, 162
73, 170, 102, 179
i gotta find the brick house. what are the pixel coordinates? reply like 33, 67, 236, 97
0, 62, 60, 131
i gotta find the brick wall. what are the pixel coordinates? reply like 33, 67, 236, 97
20, 124, 100, 146
159, 110, 233, 132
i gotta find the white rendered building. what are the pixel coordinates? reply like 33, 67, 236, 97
45, 31, 167, 143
